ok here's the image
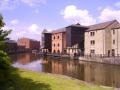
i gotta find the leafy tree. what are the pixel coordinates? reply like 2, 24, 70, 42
0, 14, 12, 90
0, 14, 11, 50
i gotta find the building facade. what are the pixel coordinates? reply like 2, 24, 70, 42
18, 38, 40, 50
52, 24, 87, 54
84, 20, 120, 56
41, 29, 52, 52
52, 28, 66, 53
111, 24, 120, 56
66, 24, 87, 55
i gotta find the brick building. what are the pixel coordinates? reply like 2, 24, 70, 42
52, 28, 66, 53
18, 38, 40, 50
52, 24, 87, 54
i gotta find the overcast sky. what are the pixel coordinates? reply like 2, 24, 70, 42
0, 0, 120, 41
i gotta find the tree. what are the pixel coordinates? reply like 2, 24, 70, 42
0, 14, 12, 89
0, 14, 11, 50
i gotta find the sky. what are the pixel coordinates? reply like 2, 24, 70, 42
0, 0, 120, 41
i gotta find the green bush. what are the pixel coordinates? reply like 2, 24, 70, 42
0, 50, 12, 89
0, 14, 14, 90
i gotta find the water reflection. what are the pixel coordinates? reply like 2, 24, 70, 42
10, 53, 120, 87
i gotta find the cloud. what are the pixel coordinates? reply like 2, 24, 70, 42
6, 23, 42, 40
99, 7, 120, 22
28, 24, 41, 35
10, 19, 19, 25
115, 1, 120, 8
0, 0, 46, 11
0, 0, 19, 10
20, 0, 46, 6
61, 5, 96, 25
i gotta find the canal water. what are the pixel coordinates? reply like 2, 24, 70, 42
10, 53, 120, 88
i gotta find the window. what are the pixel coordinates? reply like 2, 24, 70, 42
90, 41, 92, 44
53, 36, 55, 39
58, 43, 59, 47
113, 30, 115, 34
90, 32, 95, 36
54, 44, 55, 47
113, 40, 115, 44
58, 36, 59, 39
90, 49, 95, 54
112, 49, 115, 56
90, 40, 95, 45
57, 50, 60, 53
93, 40, 95, 44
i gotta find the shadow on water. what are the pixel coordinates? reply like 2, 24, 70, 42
0, 68, 51, 90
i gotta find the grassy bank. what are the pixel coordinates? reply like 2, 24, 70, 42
8, 69, 113, 90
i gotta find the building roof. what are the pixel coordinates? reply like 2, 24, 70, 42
18, 37, 40, 42
52, 23, 87, 34
52, 28, 66, 34
66, 23, 88, 28
42, 29, 51, 34
112, 23, 120, 29
86, 20, 118, 31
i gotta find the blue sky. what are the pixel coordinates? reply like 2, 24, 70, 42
0, 0, 120, 41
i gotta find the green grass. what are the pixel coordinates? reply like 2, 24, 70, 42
8, 69, 114, 90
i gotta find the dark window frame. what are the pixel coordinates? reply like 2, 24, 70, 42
113, 39, 115, 44
90, 49, 95, 54
90, 32, 95, 36
58, 36, 59, 39
90, 40, 95, 45
113, 30, 115, 34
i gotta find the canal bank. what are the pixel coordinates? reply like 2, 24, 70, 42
39, 52, 120, 64
10, 53, 120, 88
79, 56, 120, 65
11, 69, 113, 90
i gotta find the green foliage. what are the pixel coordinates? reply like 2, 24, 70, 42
0, 14, 11, 51
0, 50, 11, 82
0, 14, 5, 28
0, 14, 13, 90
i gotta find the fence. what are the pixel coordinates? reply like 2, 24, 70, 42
79, 54, 120, 65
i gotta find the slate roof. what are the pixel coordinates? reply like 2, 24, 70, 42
52, 27, 66, 34
66, 23, 87, 28
86, 20, 118, 31
52, 20, 120, 33
52, 24, 87, 34
112, 23, 120, 29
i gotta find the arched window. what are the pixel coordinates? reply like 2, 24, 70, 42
54, 50, 56, 53
54, 36, 55, 39
58, 43, 59, 47
57, 50, 60, 53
